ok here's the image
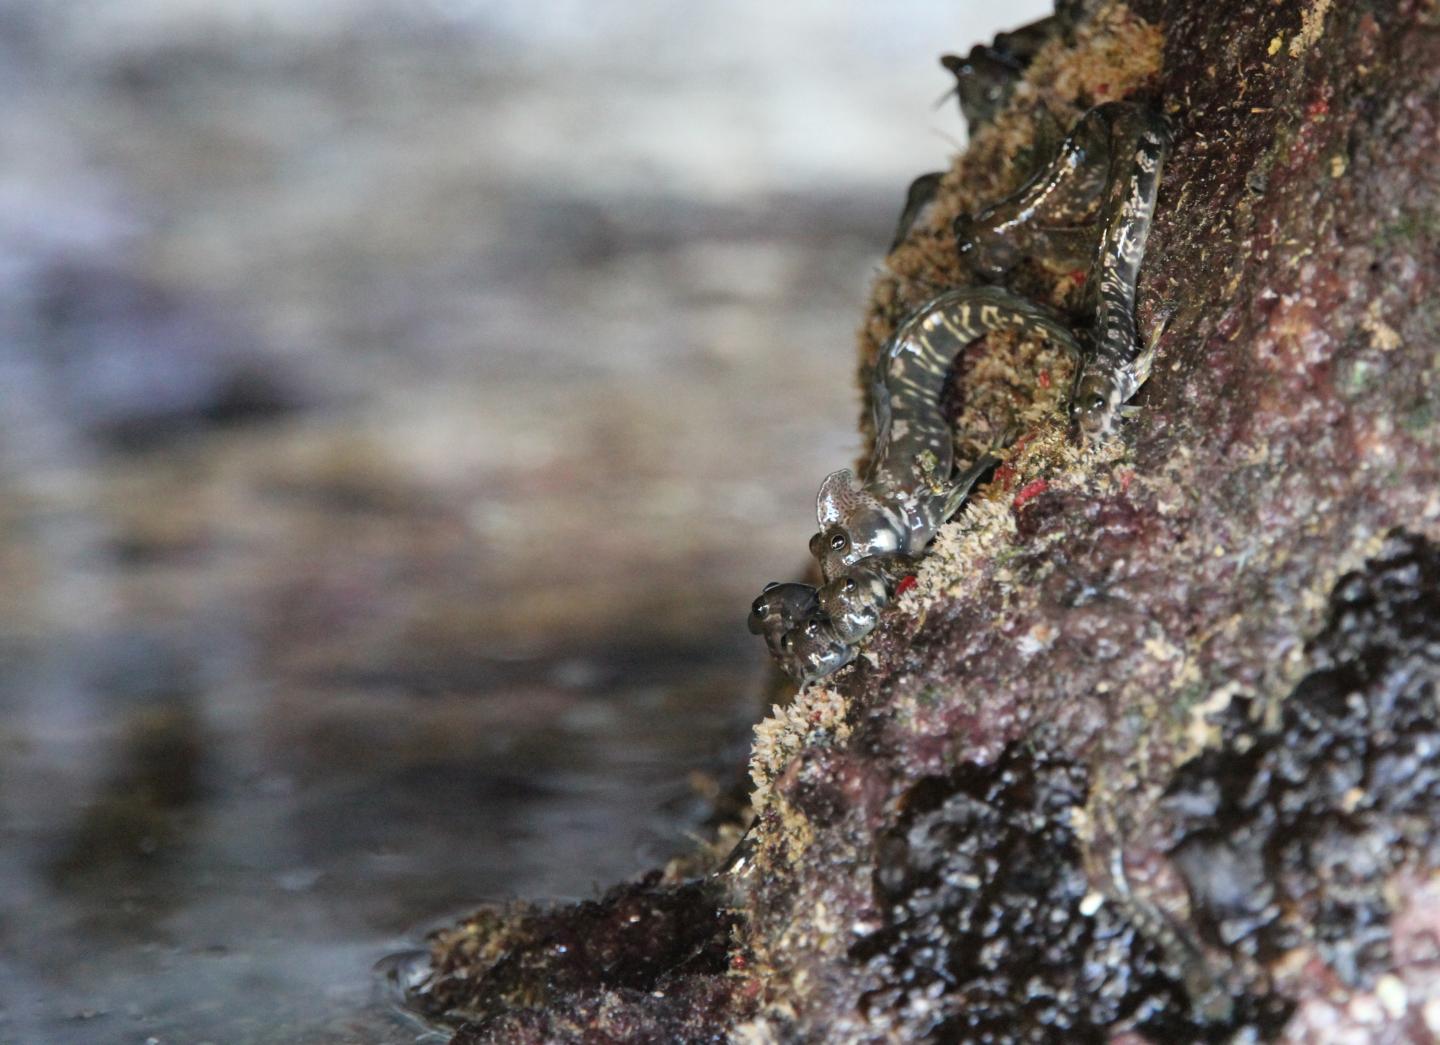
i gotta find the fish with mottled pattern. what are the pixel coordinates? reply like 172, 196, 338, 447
811, 285, 1080, 581
950, 101, 1171, 439
1068, 104, 1171, 440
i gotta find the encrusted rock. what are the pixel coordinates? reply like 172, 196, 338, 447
419, 1, 1440, 1039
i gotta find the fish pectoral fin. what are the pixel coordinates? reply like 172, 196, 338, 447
940, 484, 971, 520
1131, 339, 1158, 389
1143, 300, 1178, 349
890, 171, 945, 252
940, 453, 1002, 518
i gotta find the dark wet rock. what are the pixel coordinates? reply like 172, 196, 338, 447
856, 747, 1211, 1042
33, 262, 302, 449
408, 874, 751, 1043
1164, 532, 1440, 993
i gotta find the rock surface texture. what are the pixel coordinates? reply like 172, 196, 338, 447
420, 0, 1440, 1040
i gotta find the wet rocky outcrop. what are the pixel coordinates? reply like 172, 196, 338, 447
419, 0, 1440, 1039
1162, 532, 1440, 1038
415, 875, 749, 1043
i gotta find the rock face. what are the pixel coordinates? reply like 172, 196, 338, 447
419, 0, 1440, 1040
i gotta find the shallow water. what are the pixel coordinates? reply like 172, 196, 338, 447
0, 3, 1044, 1041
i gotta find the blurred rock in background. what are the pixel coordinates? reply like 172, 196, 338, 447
0, 2, 1045, 1041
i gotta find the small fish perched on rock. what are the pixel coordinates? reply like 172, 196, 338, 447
888, 8, 1082, 253
810, 286, 1077, 583
1067, 105, 1171, 440
747, 581, 819, 657
748, 582, 855, 684
817, 555, 917, 644
749, 288, 1075, 685
952, 101, 1171, 441
749, 87, 1169, 684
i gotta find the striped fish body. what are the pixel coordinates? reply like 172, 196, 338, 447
867, 286, 1079, 548
1071, 104, 1171, 439
1085, 104, 1169, 374
955, 103, 1113, 281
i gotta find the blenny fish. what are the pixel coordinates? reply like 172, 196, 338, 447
1068, 105, 1170, 440
952, 101, 1170, 439
811, 285, 1079, 581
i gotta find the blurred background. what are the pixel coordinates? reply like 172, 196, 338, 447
0, 2, 1047, 1041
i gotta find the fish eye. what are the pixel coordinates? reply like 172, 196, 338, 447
804, 620, 822, 638
843, 578, 857, 593
780, 634, 794, 652
829, 532, 848, 551
1089, 394, 1107, 412
753, 601, 770, 618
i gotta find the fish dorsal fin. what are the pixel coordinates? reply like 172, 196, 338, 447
816, 469, 868, 527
